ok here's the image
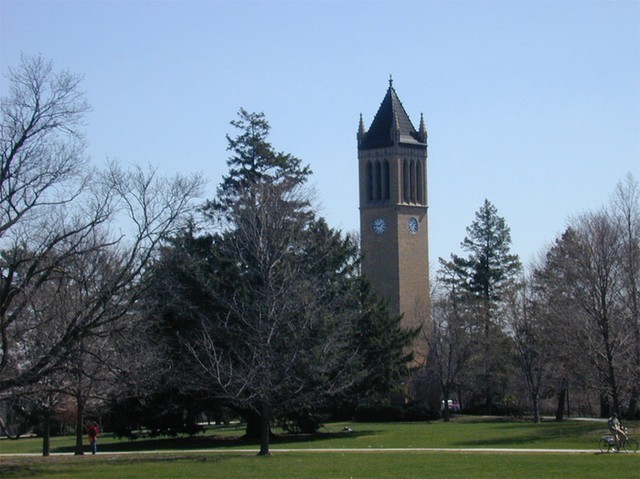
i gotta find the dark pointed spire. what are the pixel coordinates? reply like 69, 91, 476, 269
358, 79, 426, 150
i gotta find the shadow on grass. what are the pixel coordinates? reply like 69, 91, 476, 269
52, 429, 376, 454
0, 455, 230, 479
452, 421, 606, 448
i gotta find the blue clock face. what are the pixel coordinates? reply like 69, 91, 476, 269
373, 217, 386, 235
407, 217, 419, 234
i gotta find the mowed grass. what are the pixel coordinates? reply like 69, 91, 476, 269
1, 451, 639, 479
1, 417, 639, 478
1, 417, 636, 453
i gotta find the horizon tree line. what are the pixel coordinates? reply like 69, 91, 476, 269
428, 174, 639, 423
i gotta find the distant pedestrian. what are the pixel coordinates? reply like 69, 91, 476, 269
87, 422, 99, 454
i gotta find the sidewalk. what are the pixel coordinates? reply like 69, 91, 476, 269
0, 447, 609, 457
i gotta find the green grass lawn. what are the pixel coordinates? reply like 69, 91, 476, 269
1, 451, 638, 479
1, 417, 639, 478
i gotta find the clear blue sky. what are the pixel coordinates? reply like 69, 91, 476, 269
1, 0, 639, 268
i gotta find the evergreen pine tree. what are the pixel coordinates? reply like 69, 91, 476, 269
440, 199, 522, 411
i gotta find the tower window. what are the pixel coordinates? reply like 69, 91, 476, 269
383, 160, 390, 201
403, 159, 409, 203
410, 160, 417, 203
416, 160, 424, 205
366, 161, 373, 202
374, 161, 382, 200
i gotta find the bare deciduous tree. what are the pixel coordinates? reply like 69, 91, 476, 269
611, 173, 640, 418
425, 269, 473, 422
506, 278, 554, 423
570, 213, 630, 415
0, 54, 204, 418
539, 211, 634, 417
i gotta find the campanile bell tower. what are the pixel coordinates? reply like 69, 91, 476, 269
358, 78, 430, 333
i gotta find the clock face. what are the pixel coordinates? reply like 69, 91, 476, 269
373, 217, 386, 235
407, 217, 419, 234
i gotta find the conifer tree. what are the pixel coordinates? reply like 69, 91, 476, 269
440, 199, 522, 411
208, 108, 311, 216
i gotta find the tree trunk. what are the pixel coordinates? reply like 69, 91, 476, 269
483, 316, 493, 414
628, 390, 639, 420
531, 392, 540, 424
42, 406, 51, 457
599, 392, 610, 419
604, 333, 622, 417
555, 381, 566, 422
257, 403, 271, 456
243, 409, 261, 440
442, 404, 451, 422
485, 390, 493, 415
442, 387, 451, 422
74, 395, 84, 455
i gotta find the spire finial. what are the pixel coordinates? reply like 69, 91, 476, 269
419, 112, 428, 142
389, 74, 393, 88
357, 113, 366, 144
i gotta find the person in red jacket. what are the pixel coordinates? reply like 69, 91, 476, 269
87, 422, 99, 454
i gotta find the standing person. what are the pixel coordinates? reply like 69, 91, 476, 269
87, 422, 99, 454
608, 413, 626, 451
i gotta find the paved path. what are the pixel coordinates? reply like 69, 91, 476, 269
1, 447, 620, 457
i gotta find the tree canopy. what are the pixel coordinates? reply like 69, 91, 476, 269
143, 109, 416, 455
0, 55, 204, 452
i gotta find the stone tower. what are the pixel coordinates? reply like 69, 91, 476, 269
358, 79, 430, 333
